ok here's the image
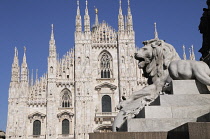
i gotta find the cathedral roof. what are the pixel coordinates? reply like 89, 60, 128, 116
91, 21, 117, 44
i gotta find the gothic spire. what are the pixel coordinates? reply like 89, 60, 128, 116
13, 47, 19, 65
182, 45, 187, 60
191, 45, 195, 60
36, 69, 38, 82
154, 22, 159, 40
77, 0, 80, 15
51, 24, 55, 41
23, 46, 27, 64
21, 46, 28, 82
119, 0, 122, 15
189, 47, 192, 60
128, 0, 131, 14
85, 0, 88, 15
84, 0, 90, 32
49, 24, 56, 58
118, 0, 124, 32
76, 0, 82, 32
11, 47, 20, 83
127, 0, 133, 31
31, 69, 34, 86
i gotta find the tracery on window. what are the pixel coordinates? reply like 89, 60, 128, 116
100, 52, 112, 78
61, 89, 72, 108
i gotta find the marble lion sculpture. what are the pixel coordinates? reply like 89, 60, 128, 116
112, 38, 210, 132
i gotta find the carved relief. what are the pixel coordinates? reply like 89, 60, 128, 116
28, 112, 46, 123
57, 111, 74, 122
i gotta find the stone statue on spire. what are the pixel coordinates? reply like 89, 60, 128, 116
24, 46, 26, 54
95, 7, 98, 14
94, 6, 99, 27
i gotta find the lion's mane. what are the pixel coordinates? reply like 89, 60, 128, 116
139, 39, 180, 84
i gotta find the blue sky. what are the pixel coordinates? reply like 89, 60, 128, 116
0, 0, 207, 131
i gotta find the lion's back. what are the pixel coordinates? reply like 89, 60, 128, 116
169, 60, 194, 80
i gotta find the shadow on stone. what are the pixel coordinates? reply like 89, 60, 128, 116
117, 119, 127, 132
195, 80, 210, 94
197, 112, 210, 122
167, 123, 189, 139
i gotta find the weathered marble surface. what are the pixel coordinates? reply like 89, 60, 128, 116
171, 80, 210, 95
127, 80, 210, 132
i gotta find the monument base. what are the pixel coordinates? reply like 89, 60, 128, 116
89, 122, 210, 139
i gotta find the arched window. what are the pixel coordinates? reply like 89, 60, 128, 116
61, 90, 71, 108
62, 119, 69, 135
50, 66, 53, 73
102, 95, 112, 112
100, 52, 112, 78
33, 120, 41, 136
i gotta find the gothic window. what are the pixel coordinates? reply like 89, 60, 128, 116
102, 95, 112, 112
62, 119, 70, 135
50, 66, 53, 73
33, 120, 41, 136
100, 52, 112, 78
61, 89, 71, 108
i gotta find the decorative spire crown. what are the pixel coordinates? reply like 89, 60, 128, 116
21, 46, 28, 82
191, 45, 195, 60
85, 0, 88, 15
95, 7, 98, 14
51, 24, 54, 40
86, 0, 88, 8
49, 24, 56, 58
23, 46, 27, 63
84, 0, 90, 32
75, 0, 82, 32
189, 47, 192, 58
119, 0, 122, 14
77, 0, 80, 15
128, 0, 131, 14
24, 46, 26, 54
13, 47, 19, 65
11, 47, 20, 83
154, 22, 159, 40
15, 47, 18, 57
182, 45, 187, 60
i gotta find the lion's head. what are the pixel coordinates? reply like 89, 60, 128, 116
135, 39, 180, 84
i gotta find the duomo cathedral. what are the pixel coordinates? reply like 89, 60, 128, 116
6, 0, 195, 139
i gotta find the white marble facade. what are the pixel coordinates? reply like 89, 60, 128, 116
6, 0, 147, 139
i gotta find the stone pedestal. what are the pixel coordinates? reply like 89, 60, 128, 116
171, 80, 209, 95
89, 80, 210, 139
89, 123, 210, 139
128, 80, 210, 132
